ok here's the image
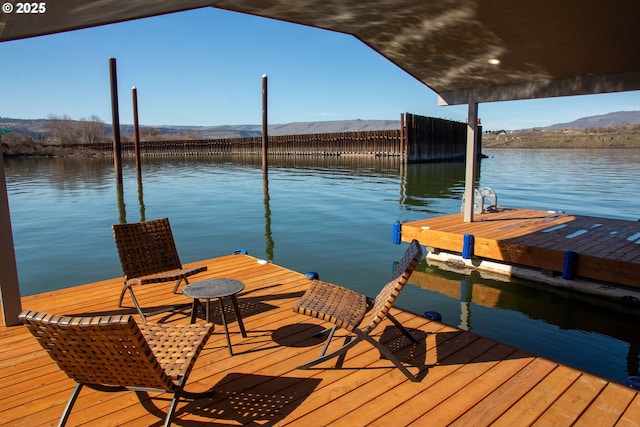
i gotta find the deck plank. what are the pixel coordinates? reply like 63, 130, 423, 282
617, 395, 640, 427
414, 350, 535, 426
489, 364, 582, 427
532, 374, 608, 426
448, 356, 559, 426
2, 253, 637, 426
573, 383, 638, 427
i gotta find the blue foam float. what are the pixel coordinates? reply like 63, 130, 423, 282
423, 310, 442, 321
392, 221, 402, 245
626, 376, 640, 390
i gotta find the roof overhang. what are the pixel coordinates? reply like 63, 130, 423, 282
1, 0, 639, 104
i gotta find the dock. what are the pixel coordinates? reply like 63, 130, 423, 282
401, 207, 640, 293
2, 253, 639, 426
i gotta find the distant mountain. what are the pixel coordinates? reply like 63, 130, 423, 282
0, 118, 49, 138
0, 117, 401, 139
541, 111, 640, 130
3, 112, 640, 138
128, 119, 401, 138
267, 119, 400, 135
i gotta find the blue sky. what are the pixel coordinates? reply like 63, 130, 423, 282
1, 7, 639, 131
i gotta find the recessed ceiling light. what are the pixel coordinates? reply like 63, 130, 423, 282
488, 58, 501, 65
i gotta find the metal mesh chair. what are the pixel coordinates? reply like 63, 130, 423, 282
112, 217, 207, 321
19, 310, 215, 427
293, 239, 424, 381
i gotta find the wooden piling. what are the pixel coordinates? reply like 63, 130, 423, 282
262, 74, 268, 174
132, 86, 142, 183
109, 58, 123, 189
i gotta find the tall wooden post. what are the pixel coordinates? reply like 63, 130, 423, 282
132, 87, 145, 222
132, 86, 142, 183
463, 102, 479, 222
261, 74, 268, 175
109, 58, 123, 190
0, 143, 22, 326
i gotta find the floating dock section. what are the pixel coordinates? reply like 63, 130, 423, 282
401, 207, 640, 298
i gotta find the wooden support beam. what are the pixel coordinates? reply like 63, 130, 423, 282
0, 145, 22, 326
463, 102, 479, 222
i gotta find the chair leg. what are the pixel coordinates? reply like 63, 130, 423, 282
313, 327, 334, 338
128, 287, 147, 322
58, 383, 83, 427
118, 284, 128, 307
359, 332, 419, 382
123, 284, 192, 323
386, 312, 419, 344
172, 277, 186, 294
164, 377, 216, 427
164, 392, 180, 427
297, 333, 362, 370
297, 326, 420, 382
319, 326, 338, 356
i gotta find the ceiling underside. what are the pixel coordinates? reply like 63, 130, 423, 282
1, 0, 638, 104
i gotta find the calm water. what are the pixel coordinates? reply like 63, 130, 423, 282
4, 148, 640, 385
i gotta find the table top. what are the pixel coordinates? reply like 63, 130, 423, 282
183, 278, 245, 299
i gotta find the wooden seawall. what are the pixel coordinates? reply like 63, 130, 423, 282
405, 113, 476, 162
103, 129, 404, 157
72, 113, 478, 162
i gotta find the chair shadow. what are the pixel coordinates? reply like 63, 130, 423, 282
272, 323, 430, 380
273, 323, 529, 380
428, 330, 532, 366
140, 373, 322, 426
67, 287, 305, 325
68, 303, 192, 320
272, 323, 329, 347
380, 325, 428, 368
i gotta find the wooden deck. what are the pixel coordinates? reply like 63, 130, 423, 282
401, 207, 640, 289
2, 253, 639, 426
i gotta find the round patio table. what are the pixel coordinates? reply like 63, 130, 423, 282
183, 278, 247, 355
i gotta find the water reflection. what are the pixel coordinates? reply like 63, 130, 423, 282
5, 154, 467, 216
116, 180, 126, 224
5, 156, 113, 192
137, 176, 146, 222
115, 169, 147, 224
263, 171, 274, 261
400, 161, 471, 212
408, 261, 640, 382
